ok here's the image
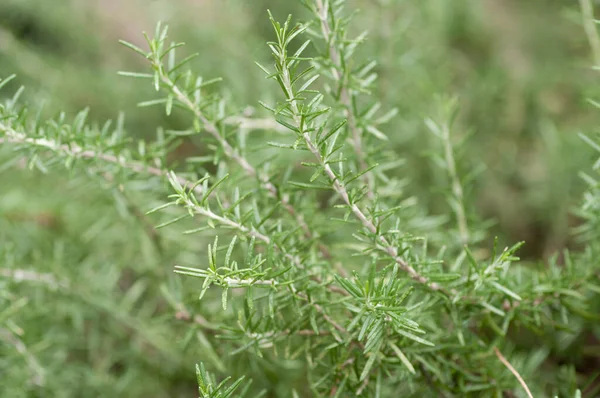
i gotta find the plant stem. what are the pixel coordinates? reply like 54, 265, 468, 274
275, 48, 450, 295
155, 62, 334, 264
314, 0, 375, 201
0, 122, 201, 195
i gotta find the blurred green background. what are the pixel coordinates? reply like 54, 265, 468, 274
2, 0, 600, 396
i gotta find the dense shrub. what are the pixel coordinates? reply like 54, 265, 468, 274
2, 0, 600, 396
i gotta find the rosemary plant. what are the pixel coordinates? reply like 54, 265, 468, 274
1, 0, 600, 397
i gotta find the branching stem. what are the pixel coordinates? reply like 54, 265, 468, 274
275, 46, 450, 294
154, 60, 334, 263
314, 0, 375, 201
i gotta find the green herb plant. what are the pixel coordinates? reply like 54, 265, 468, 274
2, 0, 600, 397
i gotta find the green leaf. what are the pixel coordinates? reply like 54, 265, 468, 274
334, 275, 364, 298
267, 141, 295, 149
117, 71, 154, 79
480, 302, 505, 317
118, 40, 149, 57
288, 181, 331, 190
579, 132, 600, 153
344, 163, 379, 185
318, 120, 347, 145
291, 66, 316, 86
155, 214, 189, 229
365, 125, 388, 141
364, 319, 384, 353
395, 328, 434, 346
389, 342, 416, 374
138, 98, 168, 108
268, 289, 275, 319
146, 202, 174, 215
275, 118, 300, 133
170, 53, 200, 74
225, 236, 237, 266
358, 313, 375, 341
202, 174, 230, 205
489, 281, 522, 301
221, 376, 246, 397
166, 94, 173, 116
298, 74, 320, 93
0, 74, 16, 91
222, 288, 228, 310
255, 61, 271, 76
360, 354, 377, 381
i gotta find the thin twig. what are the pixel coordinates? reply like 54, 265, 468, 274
314, 0, 375, 201
0, 123, 201, 196
493, 347, 534, 398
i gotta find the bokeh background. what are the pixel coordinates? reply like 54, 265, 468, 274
2, 0, 600, 396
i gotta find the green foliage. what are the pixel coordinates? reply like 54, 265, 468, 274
2, 0, 600, 397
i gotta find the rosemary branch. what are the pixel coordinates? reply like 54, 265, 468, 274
153, 59, 335, 263
314, 0, 375, 201
273, 37, 450, 295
